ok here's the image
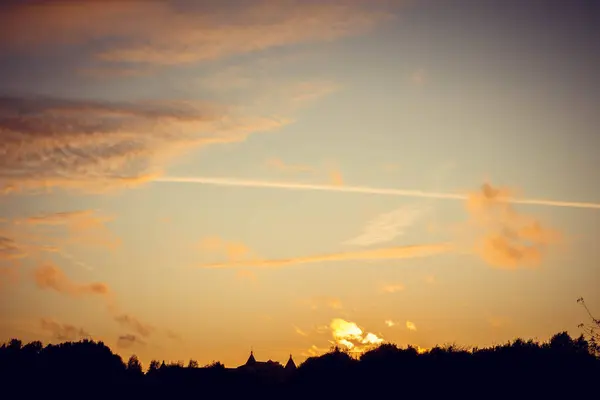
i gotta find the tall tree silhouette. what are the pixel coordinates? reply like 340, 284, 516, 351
577, 297, 599, 354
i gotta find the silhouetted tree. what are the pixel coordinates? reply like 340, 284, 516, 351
147, 359, 160, 374
577, 297, 599, 354
187, 359, 199, 368
126, 354, 143, 378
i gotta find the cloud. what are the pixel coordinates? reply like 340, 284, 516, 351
33, 263, 110, 298
381, 283, 405, 293
294, 326, 309, 337
466, 183, 562, 269
330, 318, 384, 352
40, 318, 90, 341
307, 296, 343, 310
200, 243, 451, 269
384, 320, 397, 327
30, 263, 157, 342
114, 314, 154, 338
117, 334, 145, 348
166, 329, 182, 341
0, 96, 289, 193
345, 205, 425, 246
265, 158, 314, 173
302, 344, 329, 358
362, 332, 384, 345
198, 236, 252, 262
15, 210, 120, 250
328, 168, 344, 187
0, 1, 394, 65
0, 236, 26, 260
406, 321, 417, 331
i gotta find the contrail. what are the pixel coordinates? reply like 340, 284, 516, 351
153, 176, 600, 210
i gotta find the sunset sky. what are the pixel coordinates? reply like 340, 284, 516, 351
1, 0, 599, 367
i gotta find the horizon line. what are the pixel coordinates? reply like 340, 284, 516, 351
152, 176, 600, 210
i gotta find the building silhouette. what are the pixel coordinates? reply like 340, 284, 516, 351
236, 351, 296, 374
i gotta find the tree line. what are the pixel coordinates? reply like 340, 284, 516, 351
1, 330, 598, 399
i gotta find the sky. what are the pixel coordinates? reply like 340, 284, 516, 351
0, 0, 599, 367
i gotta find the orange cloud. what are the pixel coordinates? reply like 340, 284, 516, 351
40, 318, 90, 341
114, 314, 154, 338
198, 236, 253, 262
0, 236, 26, 260
466, 183, 562, 269
117, 334, 145, 348
329, 168, 345, 187
33, 263, 110, 298
200, 243, 452, 269
294, 326, 309, 337
16, 210, 120, 250
0, 96, 289, 193
0, 1, 394, 65
406, 321, 417, 331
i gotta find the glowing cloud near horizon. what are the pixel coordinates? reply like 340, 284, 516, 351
153, 176, 600, 210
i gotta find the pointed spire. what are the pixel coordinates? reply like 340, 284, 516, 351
246, 350, 256, 365
285, 354, 296, 370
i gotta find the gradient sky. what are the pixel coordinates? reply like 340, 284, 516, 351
1, 0, 599, 367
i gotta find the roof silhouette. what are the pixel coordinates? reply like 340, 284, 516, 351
285, 354, 296, 370
245, 350, 256, 365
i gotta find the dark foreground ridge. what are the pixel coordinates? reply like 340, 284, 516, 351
1, 332, 598, 399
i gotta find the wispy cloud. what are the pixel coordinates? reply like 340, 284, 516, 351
294, 326, 309, 337
15, 210, 120, 250
117, 334, 145, 348
200, 243, 451, 269
0, 236, 25, 260
198, 236, 253, 262
406, 321, 417, 331
466, 183, 563, 269
328, 167, 345, 187
33, 263, 110, 298
31, 263, 159, 341
0, 1, 394, 65
0, 96, 288, 193
384, 320, 397, 327
344, 205, 426, 246
40, 318, 90, 341
114, 314, 154, 338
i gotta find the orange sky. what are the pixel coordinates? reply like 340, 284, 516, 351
0, 0, 599, 367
